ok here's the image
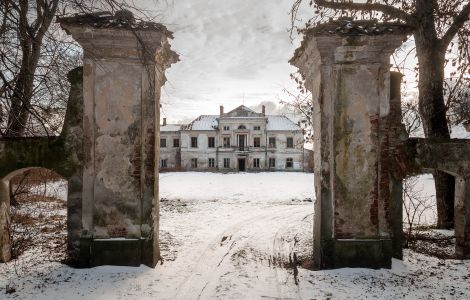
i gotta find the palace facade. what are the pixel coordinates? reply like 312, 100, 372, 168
159, 105, 306, 172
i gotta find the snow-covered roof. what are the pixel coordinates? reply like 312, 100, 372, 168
181, 115, 218, 131
266, 115, 301, 131
161, 124, 182, 132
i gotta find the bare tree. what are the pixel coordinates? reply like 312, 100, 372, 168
0, 0, 161, 137
402, 176, 436, 247
291, 0, 470, 229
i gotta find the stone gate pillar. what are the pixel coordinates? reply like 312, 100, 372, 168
455, 176, 470, 259
290, 20, 410, 269
59, 12, 178, 267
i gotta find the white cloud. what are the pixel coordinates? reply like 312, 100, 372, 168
152, 0, 307, 123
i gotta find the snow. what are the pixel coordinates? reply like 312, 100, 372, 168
266, 115, 301, 131
160, 124, 182, 132
2, 172, 470, 299
182, 115, 218, 131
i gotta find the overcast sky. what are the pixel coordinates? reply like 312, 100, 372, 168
151, 0, 310, 123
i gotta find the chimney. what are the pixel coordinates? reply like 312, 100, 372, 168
262, 105, 266, 115
220, 105, 224, 115
163, 118, 167, 126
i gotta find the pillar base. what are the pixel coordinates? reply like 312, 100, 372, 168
78, 238, 157, 268
319, 239, 392, 269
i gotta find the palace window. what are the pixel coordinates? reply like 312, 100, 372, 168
287, 137, 294, 148
269, 158, 276, 168
224, 158, 230, 168
223, 137, 231, 148
208, 137, 215, 148
160, 159, 167, 168
173, 138, 180, 147
191, 137, 198, 148
268, 137, 276, 148
191, 158, 198, 168
253, 137, 261, 148
253, 125, 261, 131
286, 158, 293, 168
223, 125, 230, 131
253, 158, 260, 168
209, 158, 215, 168
160, 138, 166, 148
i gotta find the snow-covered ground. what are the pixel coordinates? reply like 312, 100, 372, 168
2, 172, 470, 299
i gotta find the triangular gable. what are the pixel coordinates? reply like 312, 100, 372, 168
224, 105, 263, 117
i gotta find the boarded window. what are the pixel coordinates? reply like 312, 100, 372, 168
160, 138, 166, 148
287, 137, 294, 148
286, 158, 293, 168
269, 158, 275, 168
224, 158, 230, 168
191, 137, 198, 148
173, 138, 180, 147
209, 158, 215, 168
223, 137, 231, 148
253, 158, 260, 168
253, 137, 261, 147
191, 158, 198, 168
268, 137, 276, 148
208, 137, 215, 148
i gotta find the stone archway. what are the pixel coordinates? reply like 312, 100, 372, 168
0, 167, 69, 262
1, 11, 178, 268
0, 65, 84, 262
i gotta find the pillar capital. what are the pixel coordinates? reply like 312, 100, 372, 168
59, 12, 179, 66
291, 20, 411, 87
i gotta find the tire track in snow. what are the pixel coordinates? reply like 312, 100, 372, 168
173, 204, 310, 300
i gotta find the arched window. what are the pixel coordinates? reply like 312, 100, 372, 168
238, 125, 246, 130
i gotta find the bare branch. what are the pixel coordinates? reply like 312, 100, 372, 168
440, 2, 470, 48
313, 0, 413, 23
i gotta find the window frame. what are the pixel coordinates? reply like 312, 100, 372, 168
208, 158, 215, 168
173, 138, 180, 148
253, 125, 261, 131
269, 157, 276, 168
286, 137, 294, 148
268, 137, 276, 148
223, 125, 230, 131
286, 158, 293, 168
208, 137, 215, 148
253, 137, 261, 148
191, 137, 198, 148
160, 159, 168, 168
191, 158, 198, 168
160, 138, 167, 148
253, 158, 260, 168
223, 137, 231, 148
223, 158, 230, 168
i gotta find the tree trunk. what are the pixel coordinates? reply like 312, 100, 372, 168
414, 2, 454, 228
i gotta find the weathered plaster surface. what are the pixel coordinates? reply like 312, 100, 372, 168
290, 21, 411, 269
291, 20, 470, 269
59, 16, 177, 266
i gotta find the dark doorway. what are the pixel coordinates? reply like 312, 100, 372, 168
238, 158, 246, 172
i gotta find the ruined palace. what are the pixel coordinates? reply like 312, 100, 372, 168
160, 105, 306, 172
